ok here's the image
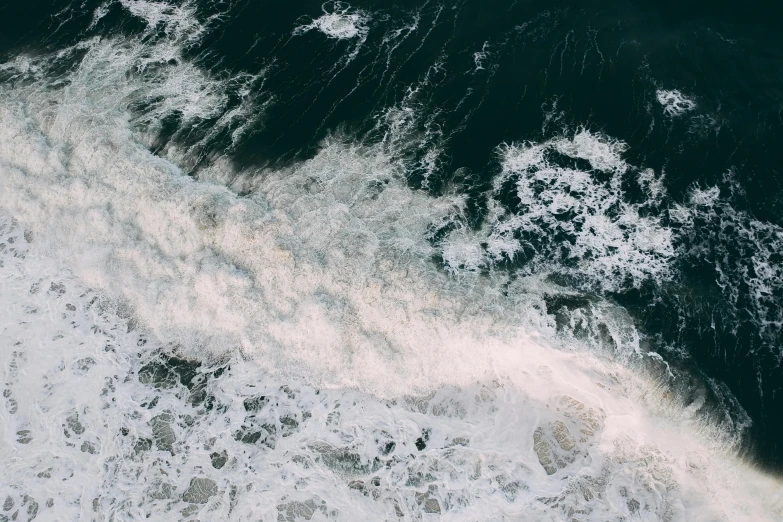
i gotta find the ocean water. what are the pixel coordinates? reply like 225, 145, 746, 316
1, 0, 782, 520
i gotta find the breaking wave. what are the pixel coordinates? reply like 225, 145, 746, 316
1, 0, 782, 520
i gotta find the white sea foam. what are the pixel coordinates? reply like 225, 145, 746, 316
656, 89, 697, 117
294, 2, 370, 40
370, 60, 448, 188
472, 41, 491, 72
443, 130, 675, 292
0, 79, 478, 393
671, 181, 783, 350
116, 0, 205, 42
1, 214, 781, 521
0, 4, 781, 520
292, 2, 370, 66
3, 0, 271, 173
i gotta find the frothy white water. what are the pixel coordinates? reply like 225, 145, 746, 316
293, 2, 370, 64
295, 5, 369, 40
2, 0, 271, 173
472, 41, 491, 72
0, 65, 523, 395
1, 214, 781, 521
0, 3, 781, 520
441, 130, 675, 292
670, 176, 783, 353
0, 61, 667, 396
656, 89, 697, 117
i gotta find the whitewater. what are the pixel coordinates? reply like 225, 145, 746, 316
1, 0, 782, 520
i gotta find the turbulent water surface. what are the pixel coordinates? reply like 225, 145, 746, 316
1, 0, 783, 520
